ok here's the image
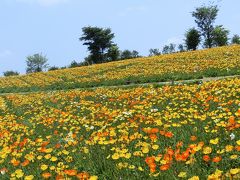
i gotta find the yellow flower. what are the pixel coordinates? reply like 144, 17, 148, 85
203, 147, 212, 154
62, 150, 69, 155
138, 166, 144, 171
152, 144, 159, 150
230, 155, 238, 159
160, 160, 167, 165
208, 174, 219, 180
230, 168, 239, 175
50, 156, 58, 162
89, 175, 98, 180
24, 175, 34, 180
37, 155, 43, 160
236, 140, 240, 145
15, 169, 24, 178
178, 172, 187, 178
214, 169, 223, 176
40, 164, 48, 171
155, 156, 161, 162
188, 176, 199, 180
45, 148, 53, 153
112, 153, 119, 160
83, 147, 89, 154
50, 166, 55, 170
128, 165, 135, 169
225, 145, 233, 152
141, 146, 149, 154
124, 153, 131, 159
44, 154, 51, 159
210, 138, 219, 145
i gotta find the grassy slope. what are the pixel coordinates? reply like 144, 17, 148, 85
0, 45, 240, 93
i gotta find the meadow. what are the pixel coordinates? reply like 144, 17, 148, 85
0, 77, 239, 179
0, 45, 240, 93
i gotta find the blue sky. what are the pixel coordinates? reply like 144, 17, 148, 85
0, 0, 239, 75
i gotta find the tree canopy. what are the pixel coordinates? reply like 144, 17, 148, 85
185, 28, 201, 50
3, 70, 19, 77
26, 53, 48, 73
80, 26, 115, 64
212, 25, 229, 47
232, 34, 240, 44
192, 5, 219, 48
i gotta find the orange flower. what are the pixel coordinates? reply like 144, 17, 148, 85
64, 169, 78, 176
167, 148, 174, 156
149, 134, 158, 141
151, 128, 159, 134
182, 151, 190, 160
145, 157, 155, 164
198, 141, 205, 147
165, 132, 173, 138
203, 155, 210, 162
55, 143, 61, 149
76, 172, 90, 180
235, 146, 240, 151
160, 164, 170, 171
228, 116, 235, 125
212, 156, 222, 163
149, 163, 157, 173
159, 130, 166, 135
175, 154, 183, 161
56, 175, 65, 180
21, 159, 30, 167
150, 167, 156, 173
190, 136, 197, 141
42, 172, 51, 179
11, 159, 20, 166
41, 141, 50, 147
176, 141, 183, 148
163, 154, 173, 162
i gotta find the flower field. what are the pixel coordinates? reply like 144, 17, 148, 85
0, 77, 239, 179
1, 45, 240, 93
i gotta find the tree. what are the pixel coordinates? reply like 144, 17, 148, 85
120, 50, 133, 60
79, 26, 115, 64
48, 66, 59, 71
107, 45, 120, 61
162, 44, 176, 54
149, 48, 161, 56
178, 44, 185, 52
185, 28, 201, 50
169, 44, 176, 53
26, 53, 48, 73
120, 50, 140, 60
69, 60, 80, 68
231, 34, 240, 44
132, 50, 141, 58
162, 45, 170, 54
192, 5, 219, 48
212, 25, 229, 47
3, 70, 19, 77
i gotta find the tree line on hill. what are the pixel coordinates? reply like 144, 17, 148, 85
3, 4, 240, 77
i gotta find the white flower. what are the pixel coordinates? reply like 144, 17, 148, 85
65, 131, 74, 142
0, 169, 6, 175
230, 133, 235, 140
151, 108, 158, 113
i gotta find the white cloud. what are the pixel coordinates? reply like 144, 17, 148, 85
118, 6, 147, 17
16, 0, 69, 7
0, 50, 12, 58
